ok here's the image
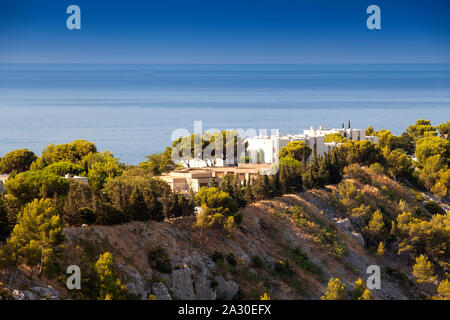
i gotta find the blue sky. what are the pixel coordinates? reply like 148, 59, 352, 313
0, 0, 449, 63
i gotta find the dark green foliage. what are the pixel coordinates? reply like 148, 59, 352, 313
226, 252, 237, 266
274, 259, 293, 276
219, 173, 247, 208
212, 250, 224, 263
0, 196, 10, 241
278, 157, 303, 193
251, 174, 273, 200
283, 245, 323, 277
162, 192, 195, 220
148, 247, 172, 274
424, 200, 445, 215
251, 255, 264, 268
104, 175, 168, 222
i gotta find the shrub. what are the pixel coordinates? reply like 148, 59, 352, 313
251, 255, 264, 268
286, 246, 323, 276
321, 277, 346, 300
344, 164, 371, 184
226, 252, 237, 266
148, 248, 172, 274
274, 260, 293, 276
424, 200, 445, 215
211, 250, 224, 263
369, 162, 385, 175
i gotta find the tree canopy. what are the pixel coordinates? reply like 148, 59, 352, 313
0, 149, 37, 174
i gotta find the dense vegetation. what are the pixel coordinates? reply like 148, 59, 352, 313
0, 119, 448, 300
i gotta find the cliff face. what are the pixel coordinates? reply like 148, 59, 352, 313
2, 173, 442, 300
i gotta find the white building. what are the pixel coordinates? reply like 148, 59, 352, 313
174, 125, 378, 168
246, 126, 378, 164
64, 173, 89, 184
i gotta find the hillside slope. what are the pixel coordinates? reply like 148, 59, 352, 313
3, 170, 441, 300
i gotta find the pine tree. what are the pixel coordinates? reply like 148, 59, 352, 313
434, 279, 450, 300
359, 289, 373, 300
321, 277, 346, 300
260, 292, 271, 300
95, 252, 127, 300
270, 170, 282, 197
129, 186, 148, 221
350, 278, 365, 299
350, 278, 373, 300
244, 178, 254, 203
7, 198, 64, 278
328, 150, 343, 184
412, 255, 436, 284
377, 242, 385, 256
367, 210, 384, 234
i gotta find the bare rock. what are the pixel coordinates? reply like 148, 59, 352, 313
214, 275, 239, 300
170, 267, 195, 299
151, 282, 172, 300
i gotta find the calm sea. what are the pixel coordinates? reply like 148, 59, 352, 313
0, 64, 449, 164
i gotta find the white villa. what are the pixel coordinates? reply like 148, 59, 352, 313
246, 126, 378, 164
174, 125, 378, 168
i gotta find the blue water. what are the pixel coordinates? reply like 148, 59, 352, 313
0, 64, 449, 164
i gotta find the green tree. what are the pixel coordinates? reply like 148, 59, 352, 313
366, 210, 385, 234
434, 279, 450, 300
5, 170, 70, 204
437, 121, 450, 139
260, 293, 271, 300
95, 252, 127, 300
103, 175, 167, 222
415, 136, 450, 168
350, 278, 373, 300
0, 196, 10, 241
340, 140, 384, 166
88, 157, 123, 190
141, 147, 175, 176
412, 255, 436, 284
31, 140, 97, 170
7, 198, 64, 277
377, 242, 385, 256
359, 289, 374, 300
63, 180, 95, 226
279, 141, 312, 163
195, 187, 239, 218
384, 148, 413, 180
321, 277, 346, 300
42, 161, 85, 176
406, 119, 437, 141
0, 149, 37, 173
418, 155, 445, 191
324, 133, 347, 143
366, 126, 374, 136
278, 157, 303, 193
252, 174, 272, 200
